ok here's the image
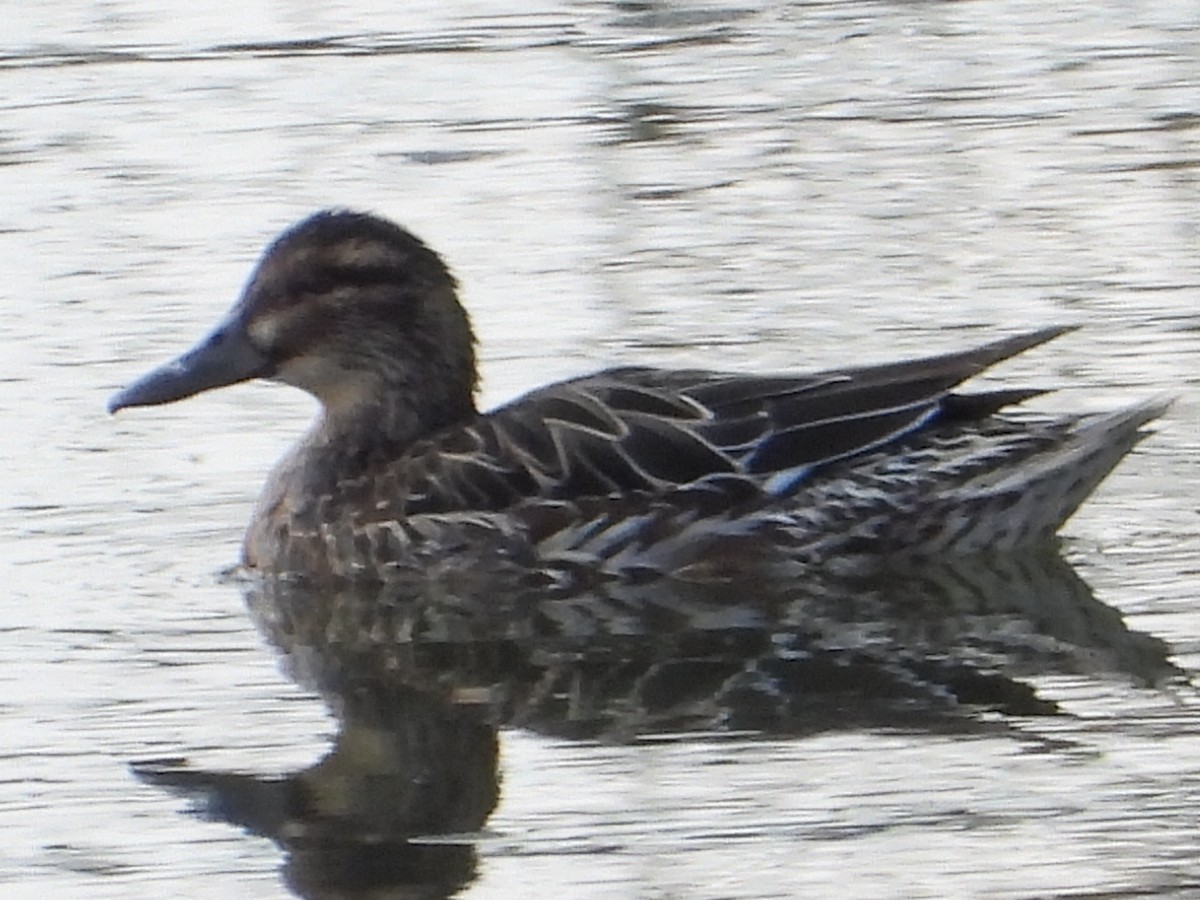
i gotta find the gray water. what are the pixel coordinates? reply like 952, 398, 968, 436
3, 1, 1199, 897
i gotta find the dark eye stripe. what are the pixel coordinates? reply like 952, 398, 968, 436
288, 261, 408, 298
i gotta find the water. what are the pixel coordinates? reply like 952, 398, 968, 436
3, 1, 1199, 897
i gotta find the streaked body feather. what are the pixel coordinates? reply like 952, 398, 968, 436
241, 330, 1166, 583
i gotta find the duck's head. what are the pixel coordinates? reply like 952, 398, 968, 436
109, 210, 478, 436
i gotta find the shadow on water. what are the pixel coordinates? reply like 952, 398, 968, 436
133, 550, 1180, 899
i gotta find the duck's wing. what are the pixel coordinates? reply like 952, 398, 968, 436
401, 326, 1069, 514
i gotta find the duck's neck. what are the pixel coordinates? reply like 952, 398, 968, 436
328, 391, 472, 448
310, 391, 477, 480
244, 389, 477, 572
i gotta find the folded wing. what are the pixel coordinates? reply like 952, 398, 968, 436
400, 326, 1070, 515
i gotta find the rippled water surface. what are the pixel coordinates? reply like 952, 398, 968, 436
3, 1, 1199, 897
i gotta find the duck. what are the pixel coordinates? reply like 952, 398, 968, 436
109, 210, 1168, 584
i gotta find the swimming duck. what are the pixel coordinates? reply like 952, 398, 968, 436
109, 210, 1167, 583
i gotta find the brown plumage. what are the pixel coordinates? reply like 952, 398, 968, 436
109, 210, 1169, 583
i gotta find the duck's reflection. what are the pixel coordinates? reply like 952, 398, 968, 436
135, 682, 495, 899
135, 551, 1177, 899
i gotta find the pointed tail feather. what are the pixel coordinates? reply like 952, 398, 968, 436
952, 396, 1172, 549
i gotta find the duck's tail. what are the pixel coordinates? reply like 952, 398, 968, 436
920, 396, 1172, 553
527, 397, 1171, 577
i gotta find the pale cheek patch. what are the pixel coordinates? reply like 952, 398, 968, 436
275, 353, 343, 391
247, 312, 284, 350
275, 353, 375, 412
